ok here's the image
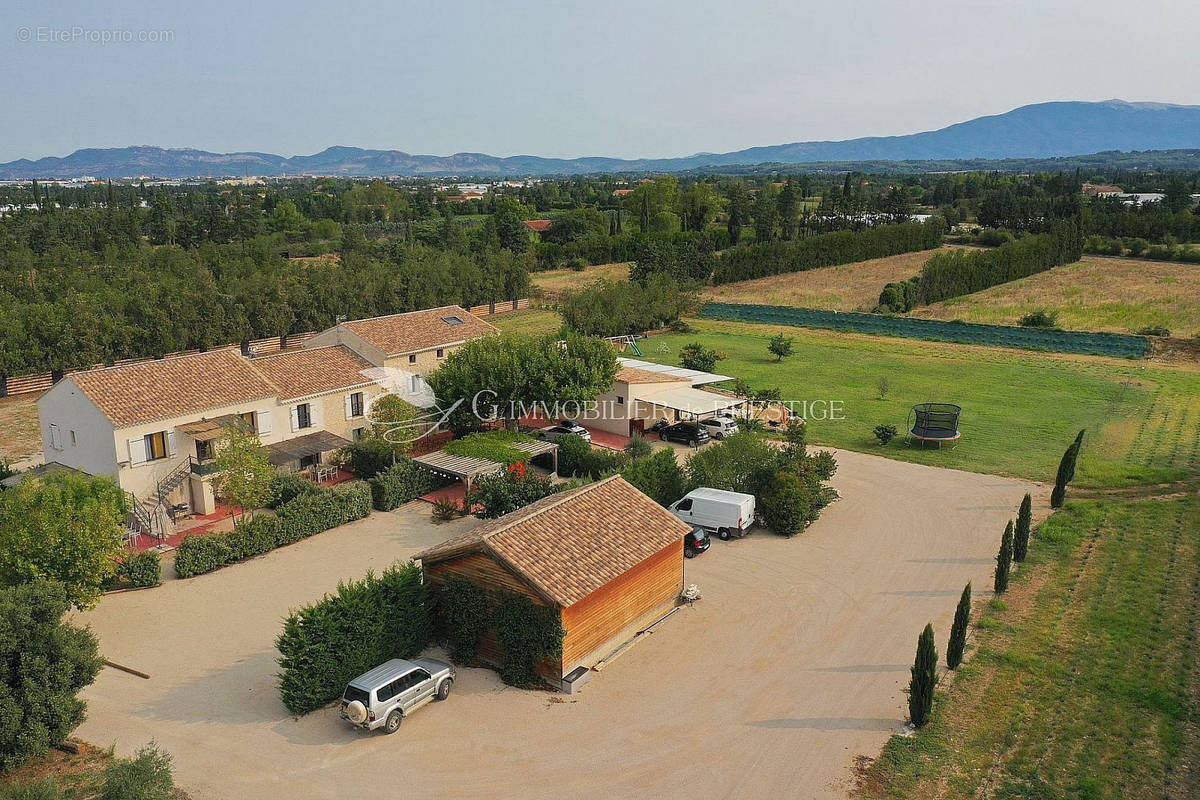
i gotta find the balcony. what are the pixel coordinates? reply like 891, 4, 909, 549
191, 457, 221, 477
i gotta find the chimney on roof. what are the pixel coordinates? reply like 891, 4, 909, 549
240, 338, 252, 358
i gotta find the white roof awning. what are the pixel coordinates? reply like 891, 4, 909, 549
642, 386, 743, 416
617, 357, 732, 386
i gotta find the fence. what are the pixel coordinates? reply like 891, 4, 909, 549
1, 300, 529, 398
698, 302, 1150, 359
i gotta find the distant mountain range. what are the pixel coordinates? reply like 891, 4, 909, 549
4, 100, 1200, 179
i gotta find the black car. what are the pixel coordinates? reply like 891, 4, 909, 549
659, 421, 711, 447
684, 526, 710, 558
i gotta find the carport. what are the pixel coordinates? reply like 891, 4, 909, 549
640, 386, 745, 422
412, 439, 559, 492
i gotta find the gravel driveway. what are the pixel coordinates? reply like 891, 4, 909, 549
76, 449, 1042, 799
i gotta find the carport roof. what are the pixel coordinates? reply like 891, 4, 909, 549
617, 357, 732, 386
641, 386, 742, 416
412, 439, 558, 480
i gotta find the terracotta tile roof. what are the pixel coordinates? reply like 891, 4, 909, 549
415, 476, 689, 607
616, 366, 689, 384
523, 219, 552, 233
69, 349, 277, 428
340, 306, 498, 357
612, 188, 634, 196
250, 345, 375, 402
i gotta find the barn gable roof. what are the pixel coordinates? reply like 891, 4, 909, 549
416, 476, 689, 608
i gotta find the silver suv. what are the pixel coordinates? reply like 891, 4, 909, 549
340, 658, 455, 734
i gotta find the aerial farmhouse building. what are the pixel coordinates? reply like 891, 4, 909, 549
416, 475, 690, 691
35, 305, 496, 534
582, 358, 744, 438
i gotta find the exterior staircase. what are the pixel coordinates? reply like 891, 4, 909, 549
125, 456, 196, 542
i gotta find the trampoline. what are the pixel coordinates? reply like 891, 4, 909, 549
907, 403, 961, 447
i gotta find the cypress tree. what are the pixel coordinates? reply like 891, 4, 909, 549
1050, 430, 1085, 508
1014, 493, 1032, 562
994, 520, 1014, 594
908, 623, 938, 727
946, 583, 971, 669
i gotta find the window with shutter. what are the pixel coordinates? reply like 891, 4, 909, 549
128, 437, 148, 466
49, 423, 62, 450
257, 409, 272, 435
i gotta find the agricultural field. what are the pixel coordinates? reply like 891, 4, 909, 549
641, 318, 1200, 487
911, 255, 1200, 337
530, 261, 630, 296
488, 307, 564, 338
858, 497, 1200, 800
702, 247, 944, 311
0, 394, 41, 463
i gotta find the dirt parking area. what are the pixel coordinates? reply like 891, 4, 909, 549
76, 451, 1042, 800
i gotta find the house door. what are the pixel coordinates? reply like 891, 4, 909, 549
630, 418, 645, 437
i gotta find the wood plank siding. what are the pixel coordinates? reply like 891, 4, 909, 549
560, 539, 683, 673
424, 552, 546, 603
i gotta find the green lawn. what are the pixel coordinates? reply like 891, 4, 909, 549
858, 497, 1200, 799
641, 319, 1200, 487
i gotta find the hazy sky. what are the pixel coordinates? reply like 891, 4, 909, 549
2, 0, 1198, 162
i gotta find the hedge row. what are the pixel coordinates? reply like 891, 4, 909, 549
174, 481, 373, 578
712, 220, 942, 284
880, 221, 1083, 312
369, 460, 438, 511
277, 563, 430, 714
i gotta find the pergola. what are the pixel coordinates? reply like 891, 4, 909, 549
412, 440, 559, 491
266, 430, 354, 467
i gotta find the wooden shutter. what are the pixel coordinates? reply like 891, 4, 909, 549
310, 400, 323, 429
49, 423, 62, 450
289, 406, 299, 432
257, 409, 272, 435
344, 394, 354, 420
128, 437, 148, 465
167, 431, 178, 457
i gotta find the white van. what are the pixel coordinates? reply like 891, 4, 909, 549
669, 488, 756, 540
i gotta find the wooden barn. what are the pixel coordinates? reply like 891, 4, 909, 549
416, 475, 689, 691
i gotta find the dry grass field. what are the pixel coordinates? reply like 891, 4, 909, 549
0, 394, 42, 463
911, 255, 1200, 336
530, 261, 630, 296
702, 248, 943, 311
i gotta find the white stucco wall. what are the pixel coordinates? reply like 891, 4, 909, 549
36, 378, 120, 479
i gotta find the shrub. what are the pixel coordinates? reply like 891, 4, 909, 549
0, 781, 59, 800
557, 434, 629, 479
1019, 309, 1060, 328
0, 581, 102, 771
620, 448, 686, 506
276, 564, 429, 714
1126, 237, 1149, 256
492, 593, 565, 688
117, 550, 161, 588
176, 483, 372, 577
336, 439, 397, 480
467, 471, 562, 519
679, 342, 725, 372
101, 743, 175, 800
946, 583, 971, 669
1135, 325, 1171, 337
1013, 493, 1032, 562
1145, 244, 1177, 261
686, 431, 780, 496
908, 623, 938, 727
976, 227, 1014, 246
567, 256, 588, 271
873, 424, 897, 445
994, 520, 1014, 594
759, 472, 817, 536
432, 497, 463, 521
439, 578, 491, 663
767, 333, 794, 361
369, 459, 436, 511
266, 472, 320, 508
623, 432, 653, 460
226, 516, 283, 560
174, 534, 235, 578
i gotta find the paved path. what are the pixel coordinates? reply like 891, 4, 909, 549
75, 451, 1044, 799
